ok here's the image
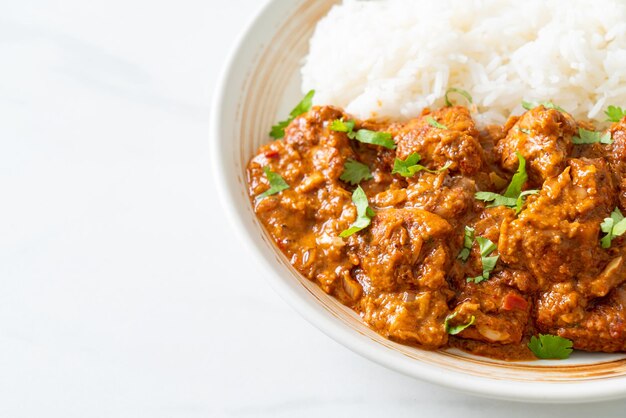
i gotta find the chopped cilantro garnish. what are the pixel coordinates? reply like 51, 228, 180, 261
391, 153, 451, 177
572, 128, 613, 145
330, 119, 356, 137
476, 236, 497, 259
528, 334, 573, 359
474, 191, 517, 208
340, 159, 373, 185
340, 185, 375, 238
521, 100, 565, 113
256, 166, 289, 200
475, 152, 538, 214
427, 116, 448, 130
329, 119, 395, 149
444, 87, 473, 107
466, 236, 499, 283
444, 312, 476, 335
600, 208, 626, 248
457, 226, 475, 262
269, 120, 290, 140
474, 190, 538, 214
392, 153, 423, 177
269, 90, 315, 139
504, 151, 528, 198
477, 256, 499, 281
355, 129, 396, 149
605, 105, 626, 123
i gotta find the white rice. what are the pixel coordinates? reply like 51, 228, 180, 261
301, 0, 626, 125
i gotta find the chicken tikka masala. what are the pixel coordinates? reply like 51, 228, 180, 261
246, 91, 626, 360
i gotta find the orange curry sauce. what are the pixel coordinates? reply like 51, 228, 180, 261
247, 104, 626, 360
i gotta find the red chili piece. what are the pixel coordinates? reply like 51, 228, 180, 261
502, 293, 528, 311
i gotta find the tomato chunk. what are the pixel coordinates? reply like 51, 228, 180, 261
264, 150, 279, 158
502, 293, 528, 311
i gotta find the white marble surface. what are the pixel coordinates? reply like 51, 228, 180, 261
2, 0, 626, 416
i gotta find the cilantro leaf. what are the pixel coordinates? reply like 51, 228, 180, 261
392, 152, 421, 176
475, 192, 517, 208
256, 166, 289, 200
269, 120, 289, 139
504, 152, 528, 198
528, 334, 573, 359
340, 185, 375, 238
466, 236, 499, 283
289, 90, 315, 118
605, 105, 626, 123
611, 208, 624, 222
475, 190, 537, 214
355, 129, 396, 149
600, 216, 615, 249
601, 208, 626, 248
427, 116, 448, 130
480, 255, 499, 276
521, 100, 565, 113
475, 152, 536, 213
572, 128, 613, 145
444, 312, 476, 335
476, 236, 497, 257
444, 87, 473, 107
340, 159, 373, 185
392, 153, 451, 177
330, 119, 395, 149
330, 119, 356, 135
615, 216, 626, 236
269, 90, 315, 139
457, 226, 475, 262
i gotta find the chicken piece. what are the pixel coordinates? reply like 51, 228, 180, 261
394, 106, 484, 175
447, 206, 531, 345
577, 256, 626, 298
496, 106, 576, 186
498, 158, 616, 287
371, 172, 478, 226
497, 156, 622, 345
535, 253, 626, 330
510, 156, 626, 352
247, 106, 361, 299
561, 288, 626, 352
535, 253, 626, 343
282, 105, 356, 181
352, 208, 454, 293
479, 124, 507, 167
406, 173, 477, 222
447, 205, 514, 290
361, 291, 450, 348
472, 205, 515, 245
352, 208, 455, 347
536, 281, 626, 352
450, 276, 530, 345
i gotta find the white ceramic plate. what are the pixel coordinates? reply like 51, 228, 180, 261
210, 0, 626, 402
